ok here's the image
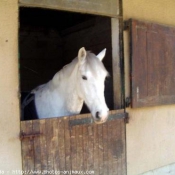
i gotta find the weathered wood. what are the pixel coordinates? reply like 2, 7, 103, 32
57, 117, 66, 173
113, 118, 121, 175
102, 121, 109, 175
64, 116, 71, 172
130, 19, 175, 108
82, 120, 89, 171
21, 110, 127, 174
69, 113, 126, 127
98, 123, 103, 175
39, 119, 47, 171
87, 122, 94, 172
76, 114, 84, 171
52, 118, 60, 171
93, 121, 99, 175
121, 119, 127, 175
21, 120, 34, 174
69, 115, 77, 173
19, 0, 120, 17
45, 119, 54, 171
111, 18, 122, 109
33, 120, 41, 171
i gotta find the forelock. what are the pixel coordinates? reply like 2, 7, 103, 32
85, 52, 108, 77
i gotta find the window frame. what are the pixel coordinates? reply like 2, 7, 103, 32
18, 1, 124, 116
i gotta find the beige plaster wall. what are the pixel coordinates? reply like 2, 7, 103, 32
1, 0, 175, 174
123, 0, 175, 175
0, 0, 22, 172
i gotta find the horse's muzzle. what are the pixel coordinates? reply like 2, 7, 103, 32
94, 110, 109, 124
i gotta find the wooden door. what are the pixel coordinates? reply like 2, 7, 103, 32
21, 110, 127, 175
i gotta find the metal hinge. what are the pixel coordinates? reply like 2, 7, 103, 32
20, 132, 42, 140
124, 20, 130, 30
125, 97, 131, 107
124, 112, 129, 123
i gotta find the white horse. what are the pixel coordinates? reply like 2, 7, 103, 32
30, 47, 109, 124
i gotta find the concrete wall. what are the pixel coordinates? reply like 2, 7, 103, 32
141, 162, 175, 175
0, 0, 22, 172
123, 0, 175, 175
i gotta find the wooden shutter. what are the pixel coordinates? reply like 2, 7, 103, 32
130, 19, 175, 108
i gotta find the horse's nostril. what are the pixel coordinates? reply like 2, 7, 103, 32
96, 111, 100, 119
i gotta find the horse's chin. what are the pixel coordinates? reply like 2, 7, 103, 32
94, 117, 108, 124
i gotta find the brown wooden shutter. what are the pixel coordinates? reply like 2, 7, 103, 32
130, 19, 175, 108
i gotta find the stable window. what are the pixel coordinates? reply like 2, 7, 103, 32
129, 19, 175, 108
19, 4, 124, 120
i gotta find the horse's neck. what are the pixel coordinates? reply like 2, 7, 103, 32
51, 58, 83, 115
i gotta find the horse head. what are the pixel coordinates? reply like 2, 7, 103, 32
77, 47, 109, 124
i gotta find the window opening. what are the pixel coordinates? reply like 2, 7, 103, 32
19, 7, 116, 120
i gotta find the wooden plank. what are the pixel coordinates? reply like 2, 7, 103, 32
93, 122, 99, 175
45, 119, 54, 171
87, 122, 94, 172
76, 114, 84, 171
111, 18, 122, 109
107, 117, 114, 175
57, 117, 66, 173
82, 117, 89, 171
110, 111, 126, 175
102, 121, 109, 175
64, 116, 71, 172
19, 0, 120, 17
52, 118, 60, 171
32, 120, 41, 171
21, 121, 27, 172
121, 119, 127, 175
70, 113, 125, 127
21, 120, 34, 174
113, 118, 121, 175
70, 115, 77, 173
39, 119, 48, 171
132, 23, 148, 100
98, 123, 104, 175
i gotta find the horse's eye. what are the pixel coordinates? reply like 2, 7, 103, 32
82, 75, 87, 80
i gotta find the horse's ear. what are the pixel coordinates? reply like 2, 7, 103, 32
78, 47, 86, 63
96, 48, 106, 61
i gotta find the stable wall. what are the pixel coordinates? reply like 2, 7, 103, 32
123, 0, 175, 174
1, 0, 175, 174
0, 0, 22, 172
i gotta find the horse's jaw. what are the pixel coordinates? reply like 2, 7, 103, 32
66, 92, 84, 115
